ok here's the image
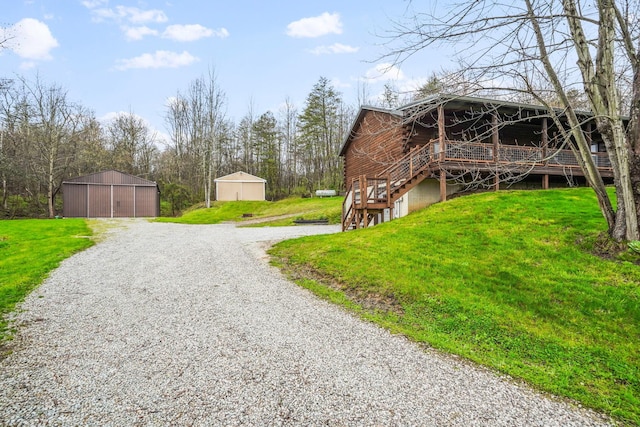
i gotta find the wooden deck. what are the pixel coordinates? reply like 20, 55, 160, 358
342, 140, 612, 230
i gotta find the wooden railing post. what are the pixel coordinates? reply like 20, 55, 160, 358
438, 104, 446, 162
386, 175, 391, 207
409, 146, 414, 177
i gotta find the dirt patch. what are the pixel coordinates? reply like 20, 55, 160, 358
586, 232, 640, 264
277, 258, 404, 316
234, 213, 301, 226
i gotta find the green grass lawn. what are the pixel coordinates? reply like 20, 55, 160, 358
156, 196, 343, 225
269, 188, 640, 425
0, 219, 94, 342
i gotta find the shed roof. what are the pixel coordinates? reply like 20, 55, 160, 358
214, 171, 267, 183
63, 170, 158, 186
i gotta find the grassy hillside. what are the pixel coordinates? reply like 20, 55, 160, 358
156, 196, 343, 225
269, 188, 640, 425
0, 219, 94, 343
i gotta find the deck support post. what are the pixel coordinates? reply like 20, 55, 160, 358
440, 169, 447, 202
492, 113, 500, 192
542, 117, 548, 163
542, 117, 549, 190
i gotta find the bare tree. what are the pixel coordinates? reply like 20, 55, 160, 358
383, 0, 640, 241
19, 77, 89, 217
106, 111, 158, 177
278, 97, 299, 194
164, 69, 226, 207
202, 68, 226, 208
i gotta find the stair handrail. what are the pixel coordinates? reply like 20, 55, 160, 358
342, 180, 355, 231
376, 143, 433, 189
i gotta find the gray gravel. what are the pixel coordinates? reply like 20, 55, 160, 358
0, 220, 612, 426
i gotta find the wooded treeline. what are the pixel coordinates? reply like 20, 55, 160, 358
0, 74, 354, 218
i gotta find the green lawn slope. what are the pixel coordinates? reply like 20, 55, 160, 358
269, 188, 640, 425
0, 219, 94, 342
156, 196, 343, 225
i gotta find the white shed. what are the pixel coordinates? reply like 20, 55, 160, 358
214, 171, 266, 201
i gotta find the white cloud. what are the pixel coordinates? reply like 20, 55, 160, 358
162, 24, 229, 42
309, 43, 359, 55
6, 18, 59, 60
114, 50, 199, 70
90, 6, 168, 24
124, 7, 168, 24
362, 63, 406, 83
82, 0, 107, 8
123, 26, 158, 41
286, 12, 342, 38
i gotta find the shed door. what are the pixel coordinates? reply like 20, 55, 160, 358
113, 186, 134, 217
219, 182, 243, 201
88, 185, 111, 218
242, 182, 264, 201
63, 184, 87, 217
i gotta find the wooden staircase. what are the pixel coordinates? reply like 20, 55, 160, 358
342, 144, 434, 231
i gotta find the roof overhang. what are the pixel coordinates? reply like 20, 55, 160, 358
338, 105, 402, 157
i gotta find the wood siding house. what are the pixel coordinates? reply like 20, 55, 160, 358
340, 95, 613, 231
62, 170, 160, 218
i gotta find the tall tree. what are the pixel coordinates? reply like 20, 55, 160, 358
278, 97, 299, 195
164, 69, 226, 207
252, 111, 280, 199
201, 69, 226, 208
7, 76, 90, 217
297, 77, 347, 192
385, 0, 640, 241
236, 100, 257, 175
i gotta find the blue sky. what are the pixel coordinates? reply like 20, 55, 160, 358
2, 0, 446, 141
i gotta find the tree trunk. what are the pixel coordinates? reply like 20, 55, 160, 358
2, 176, 6, 211
48, 152, 55, 218
630, 150, 640, 239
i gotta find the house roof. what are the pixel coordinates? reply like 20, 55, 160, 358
338, 105, 401, 156
214, 171, 267, 183
63, 170, 158, 186
338, 93, 620, 157
397, 93, 611, 122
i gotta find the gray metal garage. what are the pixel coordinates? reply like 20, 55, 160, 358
62, 170, 160, 218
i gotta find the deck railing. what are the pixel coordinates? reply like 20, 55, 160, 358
343, 140, 612, 230
364, 177, 389, 204
439, 140, 611, 169
342, 182, 354, 231
377, 143, 433, 191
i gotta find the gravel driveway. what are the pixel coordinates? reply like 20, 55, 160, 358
0, 221, 611, 426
